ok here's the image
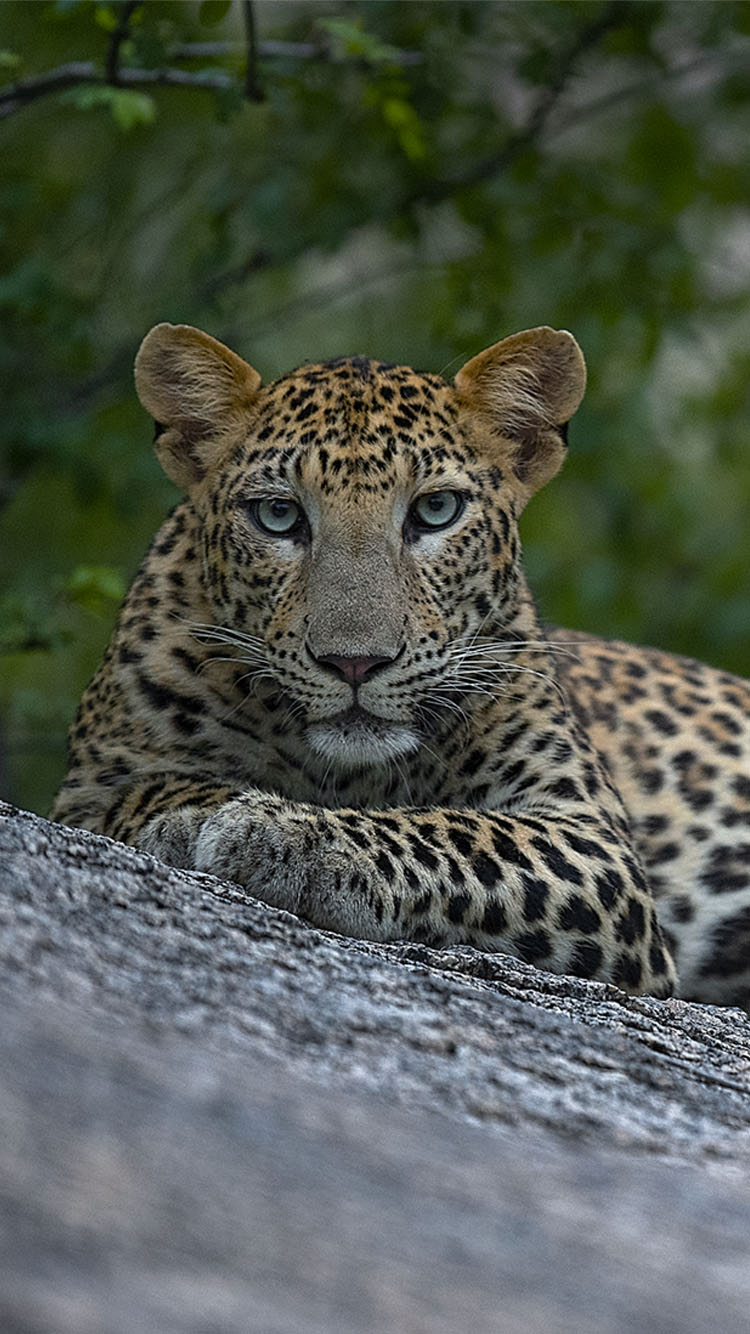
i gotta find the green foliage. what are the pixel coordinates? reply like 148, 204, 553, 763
198, 1, 233, 27
61, 84, 157, 129
1, 0, 750, 813
317, 16, 403, 65
0, 564, 124, 654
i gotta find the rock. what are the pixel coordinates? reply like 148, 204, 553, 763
1, 801, 749, 1333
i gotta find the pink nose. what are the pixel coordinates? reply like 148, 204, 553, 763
315, 653, 393, 685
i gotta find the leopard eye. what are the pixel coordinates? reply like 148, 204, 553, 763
251, 497, 305, 536
408, 490, 465, 533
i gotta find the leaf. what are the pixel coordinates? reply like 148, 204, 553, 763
110, 89, 156, 131
212, 82, 245, 121
63, 565, 126, 615
130, 28, 171, 70
0, 49, 21, 70
0, 594, 57, 655
317, 17, 403, 67
380, 95, 426, 161
94, 5, 119, 34
60, 84, 156, 130
199, 0, 232, 26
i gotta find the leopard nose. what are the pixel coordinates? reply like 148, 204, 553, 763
313, 652, 395, 685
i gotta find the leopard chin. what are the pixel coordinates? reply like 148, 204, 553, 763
306, 708, 420, 769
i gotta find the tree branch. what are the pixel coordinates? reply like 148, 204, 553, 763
0, 62, 235, 118
105, 0, 142, 86
170, 40, 423, 65
241, 0, 264, 103
399, 0, 631, 211
0, 33, 422, 119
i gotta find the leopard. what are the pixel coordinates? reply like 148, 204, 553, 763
50, 322, 750, 1007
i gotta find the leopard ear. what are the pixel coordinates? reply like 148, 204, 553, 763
135, 323, 262, 490
454, 327, 586, 501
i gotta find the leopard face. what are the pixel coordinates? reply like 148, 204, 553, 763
196, 363, 523, 768
139, 328, 583, 773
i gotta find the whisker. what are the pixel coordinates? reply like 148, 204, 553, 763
393, 753, 414, 802
172, 614, 267, 654
419, 690, 473, 720
416, 732, 458, 772
448, 639, 582, 663
194, 652, 263, 676
218, 667, 279, 721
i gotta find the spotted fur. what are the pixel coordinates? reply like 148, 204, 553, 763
51, 324, 750, 1005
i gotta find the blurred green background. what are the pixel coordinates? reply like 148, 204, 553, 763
1, 0, 750, 815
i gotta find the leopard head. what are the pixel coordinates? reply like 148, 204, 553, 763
135, 323, 585, 769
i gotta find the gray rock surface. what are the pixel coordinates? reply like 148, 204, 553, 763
1, 800, 750, 1333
